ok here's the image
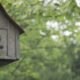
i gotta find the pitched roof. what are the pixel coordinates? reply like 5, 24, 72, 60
0, 4, 24, 34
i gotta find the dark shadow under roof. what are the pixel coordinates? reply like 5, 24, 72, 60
0, 4, 24, 34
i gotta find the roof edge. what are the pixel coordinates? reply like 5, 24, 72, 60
0, 3, 24, 34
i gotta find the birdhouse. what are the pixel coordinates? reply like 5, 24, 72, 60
0, 4, 24, 66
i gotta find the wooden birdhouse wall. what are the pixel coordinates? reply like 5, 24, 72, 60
0, 4, 24, 66
0, 9, 20, 59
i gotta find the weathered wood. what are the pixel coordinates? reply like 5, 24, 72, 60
0, 4, 24, 66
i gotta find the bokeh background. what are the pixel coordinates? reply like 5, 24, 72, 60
0, 0, 80, 80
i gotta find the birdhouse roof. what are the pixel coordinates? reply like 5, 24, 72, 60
0, 4, 24, 34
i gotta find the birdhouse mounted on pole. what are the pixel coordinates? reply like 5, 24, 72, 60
0, 4, 24, 66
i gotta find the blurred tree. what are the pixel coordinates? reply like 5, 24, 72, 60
0, 0, 80, 80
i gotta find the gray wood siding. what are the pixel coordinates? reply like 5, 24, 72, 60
0, 11, 9, 58
0, 29, 8, 56
15, 29, 20, 59
0, 10, 19, 59
8, 23, 16, 58
0, 10, 8, 29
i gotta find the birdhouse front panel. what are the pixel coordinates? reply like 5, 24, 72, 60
0, 10, 17, 59
0, 6, 23, 61
0, 4, 24, 66
0, 11, 8, 58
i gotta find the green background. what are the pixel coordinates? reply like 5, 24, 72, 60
0, 0, 80, 80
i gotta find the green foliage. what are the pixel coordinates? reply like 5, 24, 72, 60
0, 0, 80, 80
